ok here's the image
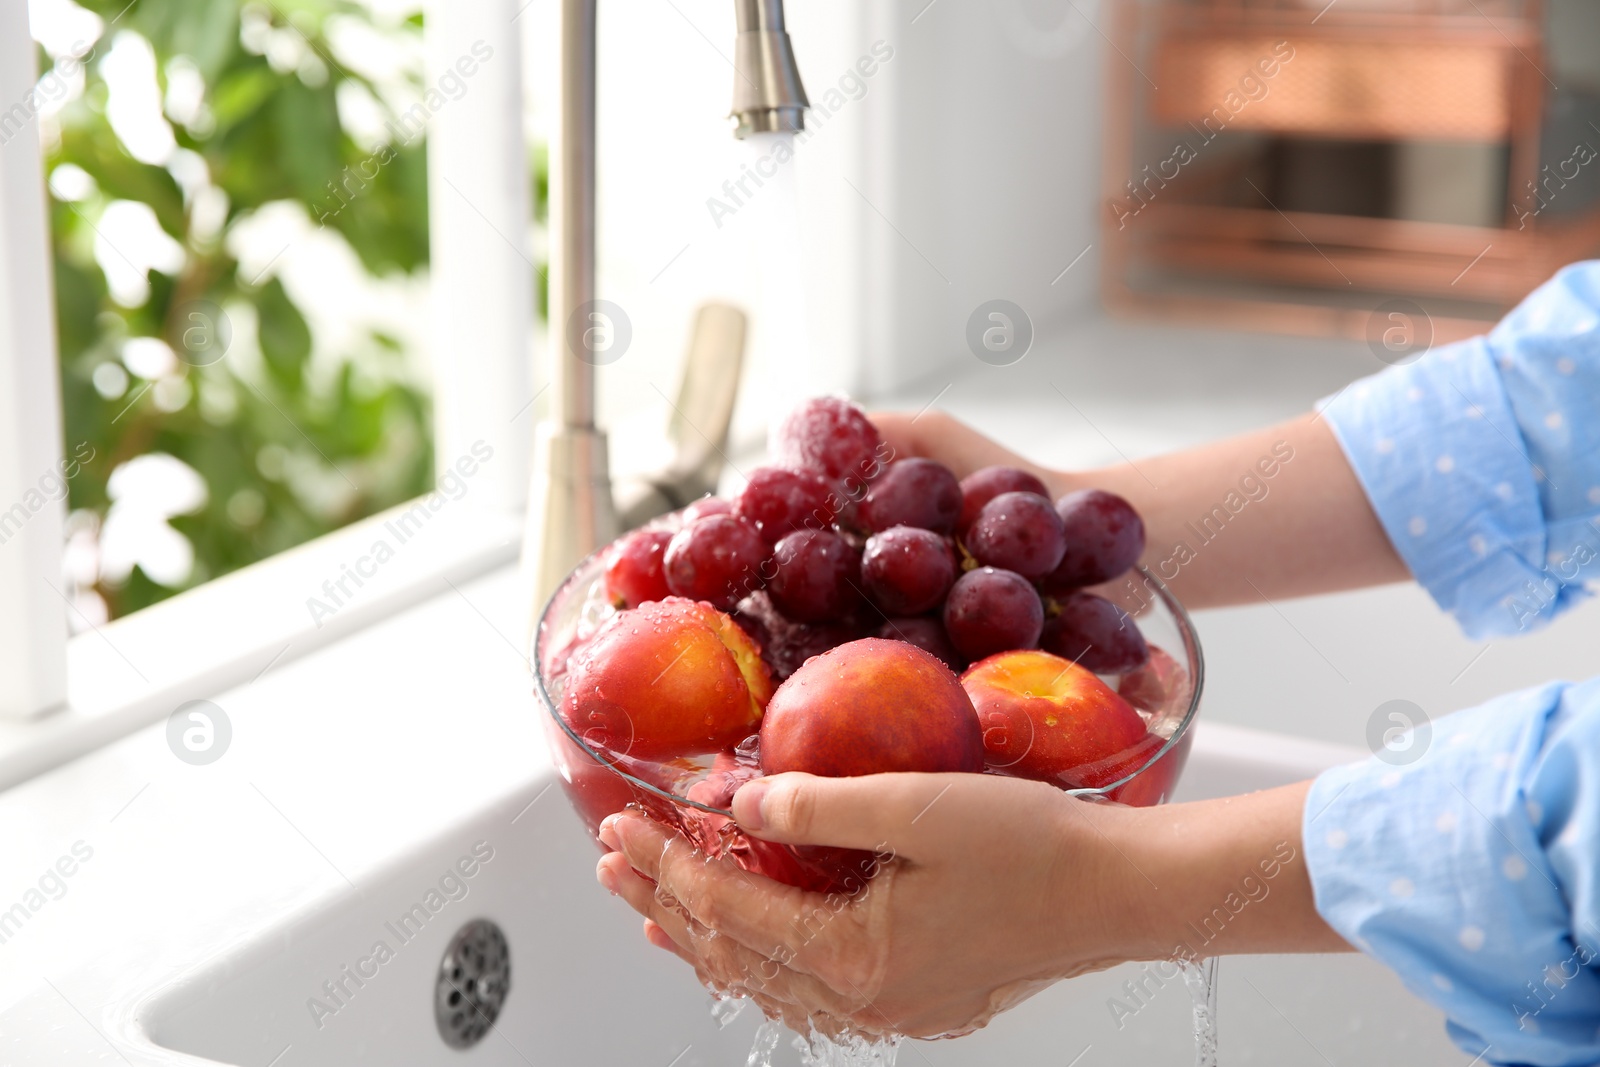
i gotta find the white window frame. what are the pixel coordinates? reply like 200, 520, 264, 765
0, 0, 536, 790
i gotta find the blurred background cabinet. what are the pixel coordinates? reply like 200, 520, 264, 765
1103, 0, 1600, 341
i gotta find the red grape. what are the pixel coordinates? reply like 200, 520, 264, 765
875, 616, 963, 671
738, 592, 862, 681
965, 491, 1066, 579
761, 620, 864, 681
735, 466, 837, 544
1046, 489, 1146, 590
663, 515, 768, 609
857, 458, 962, 533
1041, 592, 1149, 674
860, 526, 956, 615
602, 527, 673, 607
771, 397, 888, 491
957, 466, 1050, 535
682, 496, 733, 524
767, 529, 860, 623
769, 622, 862, 682
942, 567, 1044, 660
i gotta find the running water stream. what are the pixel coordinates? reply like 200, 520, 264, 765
1179, 956, 1220, 1067
712, 996, 902, 1066
726, 130, 837, 408
726, 962, 1218, 1067
748, 1019, 901, 1067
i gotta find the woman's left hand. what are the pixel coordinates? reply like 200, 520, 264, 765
596, 770, 1145, 1038
596, 771, 1340, 1038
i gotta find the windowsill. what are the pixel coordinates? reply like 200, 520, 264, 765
0, 496, 522, 792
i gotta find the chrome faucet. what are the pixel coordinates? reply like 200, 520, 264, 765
523, 0, 810, 619
731, 0, 810, 137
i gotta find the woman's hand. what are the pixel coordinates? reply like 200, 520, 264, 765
869, 410, 1073, 498
596, 773, 1345, 1038
870, 408, 1405, 609
598, 771, 1124, 1038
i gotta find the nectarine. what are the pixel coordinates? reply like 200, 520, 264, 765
760, 637, 984, 777
561, 597, 772, 760
962, 649, 1148, 787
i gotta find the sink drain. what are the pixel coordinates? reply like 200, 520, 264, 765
435, 919, 511, 1049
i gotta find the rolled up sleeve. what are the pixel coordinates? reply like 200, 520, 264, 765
1305, 677, 1600, 1066
1320, 260, 1600, 639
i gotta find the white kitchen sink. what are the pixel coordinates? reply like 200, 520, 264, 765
134, 727, 1475, 1067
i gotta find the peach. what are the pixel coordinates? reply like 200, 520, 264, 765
759, 637, 984, 777
560, 597, 772, 761
1077, 731, 1192, 807
962, 649, 1148, 787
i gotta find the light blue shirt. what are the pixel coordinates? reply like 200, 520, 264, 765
1309, 261, 1600, 1066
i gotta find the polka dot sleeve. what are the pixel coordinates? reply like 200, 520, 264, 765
1319, 260, 1600, 640
1305, 677, 1600, 1065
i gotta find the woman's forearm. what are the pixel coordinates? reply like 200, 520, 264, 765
1062, 414, 1409, 610
1082, 781, 1353, 964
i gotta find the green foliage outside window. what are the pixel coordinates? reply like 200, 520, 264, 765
38, 0, 541, 621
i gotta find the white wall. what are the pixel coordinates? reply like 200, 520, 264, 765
519, 0, 1107, 470
853, 0, 1106, 397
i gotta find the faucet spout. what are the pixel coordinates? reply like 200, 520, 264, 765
731, 0, 810, 138
525, 0, 811, 626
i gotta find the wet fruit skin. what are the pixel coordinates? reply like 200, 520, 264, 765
965, 491, 1066, 579
770, 396, 890, 491
681, 496, 734, 524
732, 591, 863, 683
736, 466, 838, 545
1041, 592, 1150, 674
942, 567, 1045, 661
767, 528, 860, 623
875, 616, 964, 672
663, 514, 770, 610
759, 638, 985, 777
1065, 732, 1180, 805
1044, 489, 1146, 590
603, 527, 673, 608
681, 751, 879, 895
860, 526, 957, 616
857, 458, 962, 534
957, 466, 1051, 535
561, 598, 773, 760
961, 649, 1149, 787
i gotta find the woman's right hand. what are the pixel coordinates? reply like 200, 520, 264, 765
874, 408, 1406, 610
869, 410, 1072, 498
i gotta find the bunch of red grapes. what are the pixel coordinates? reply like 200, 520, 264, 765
603, 397, 1150, 681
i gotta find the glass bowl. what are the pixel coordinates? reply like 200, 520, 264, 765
534, 546, 1204, 894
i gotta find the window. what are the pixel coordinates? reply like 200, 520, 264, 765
35, 0, 442, 624
1, 0, 536, 731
